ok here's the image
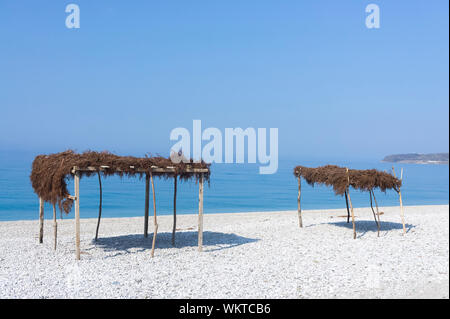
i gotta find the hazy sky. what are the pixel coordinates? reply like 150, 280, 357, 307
0, 1, 448, 160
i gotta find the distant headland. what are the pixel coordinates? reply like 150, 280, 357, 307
382, 153, 449, 164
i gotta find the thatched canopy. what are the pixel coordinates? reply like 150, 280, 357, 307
30, 150, 210, 213
293, 165, 401, 196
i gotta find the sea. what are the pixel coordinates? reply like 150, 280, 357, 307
0, 151, 448, 221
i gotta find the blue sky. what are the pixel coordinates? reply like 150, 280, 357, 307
0, 1, 448, 160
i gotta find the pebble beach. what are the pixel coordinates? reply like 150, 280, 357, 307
0, 205, 448, 299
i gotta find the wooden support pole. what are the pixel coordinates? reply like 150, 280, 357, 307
369, 190, 380, 237
392, 167, 406, 235
95, 171, 103, 241
344, 190, 350, 223
346, 168, 357, 239
198, 174, 204, 252
144, 173, 150, 238
53, 204, 57, 250
74, 169, 81, 260
297, 175, 303, 228
347, 191, 356, 240
371, 190, 382, 232
150, 171, 158, 258
172, 176, 177, 246
39, 197, 44, 244
399, 168, 406, 235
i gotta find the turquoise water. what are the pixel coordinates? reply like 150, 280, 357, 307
0, 151, 448, 221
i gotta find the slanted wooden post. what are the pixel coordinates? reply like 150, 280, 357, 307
198, 173, 204, 252
371, 190, 382, 232
150, 171, 158, 257
392, 167, 406, 235
53, 204, 57, 250
95, 171, 103, 241
346, 168, 356, 239
144, 173, 150, 238
369, 190, 380, 237
39, 197, 44, 244
297, 174, 303, 228
74, 167, 81, 260
172, 175, 177, 246
344, 190, 350, 223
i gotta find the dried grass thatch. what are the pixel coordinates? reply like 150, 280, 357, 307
294, 165, 401, 195
30, 150, 210, 214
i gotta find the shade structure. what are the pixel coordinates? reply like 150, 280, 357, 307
30, 150, 210, 260
293, 165, 405, 238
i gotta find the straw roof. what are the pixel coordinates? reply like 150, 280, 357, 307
293, 165, 401, 195
30, 150, 210, 213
